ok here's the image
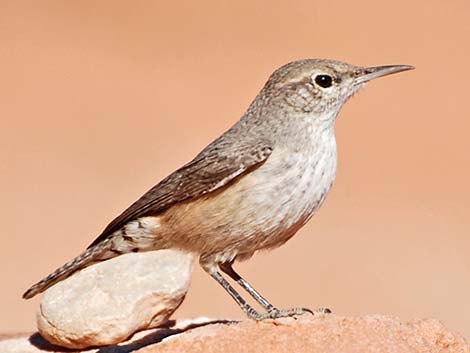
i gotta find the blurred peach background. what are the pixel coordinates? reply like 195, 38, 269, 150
1, 0, 469, 339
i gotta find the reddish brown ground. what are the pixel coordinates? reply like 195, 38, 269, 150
1, 315, 469, 353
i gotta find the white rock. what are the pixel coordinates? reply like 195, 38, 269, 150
37, 249, 194, 349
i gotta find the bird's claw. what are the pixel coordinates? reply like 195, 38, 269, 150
248, 307, 313, 320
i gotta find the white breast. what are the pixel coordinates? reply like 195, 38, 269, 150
237, 124, 338, 250
274, 126, 337, 227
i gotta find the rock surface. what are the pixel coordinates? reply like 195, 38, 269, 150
37, 250, 194, 349
1, 314, 468, 353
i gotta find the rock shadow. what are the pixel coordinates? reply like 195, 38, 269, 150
29, 319, 237, 353
28, 332, 77, 352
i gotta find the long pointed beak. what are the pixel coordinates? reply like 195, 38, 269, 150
354, 65, 414, 85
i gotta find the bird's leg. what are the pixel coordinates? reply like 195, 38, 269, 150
200, 258, 267, 320
219, 261, 276, 312
218, 261, 314, 319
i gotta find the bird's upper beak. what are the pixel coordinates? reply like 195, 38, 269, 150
354, 65, 414, 85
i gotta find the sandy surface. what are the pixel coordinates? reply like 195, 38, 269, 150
1, 315, 469, 353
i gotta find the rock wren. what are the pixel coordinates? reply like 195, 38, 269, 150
23, 59, 413, 320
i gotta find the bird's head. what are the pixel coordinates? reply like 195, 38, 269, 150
260, 59, 413, 121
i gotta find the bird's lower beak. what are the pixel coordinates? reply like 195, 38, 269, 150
354, 65, 414, 85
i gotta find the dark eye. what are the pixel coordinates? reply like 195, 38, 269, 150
314, 74, 333, 88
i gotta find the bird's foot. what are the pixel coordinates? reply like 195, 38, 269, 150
246, 307, 312, 320
244, 305, 332, 321
317, 307, 332, 314
268, 307, 314, 319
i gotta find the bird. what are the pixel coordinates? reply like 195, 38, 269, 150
23, 59, 413, 320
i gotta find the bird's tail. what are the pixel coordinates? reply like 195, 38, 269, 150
22, 238, 114, 299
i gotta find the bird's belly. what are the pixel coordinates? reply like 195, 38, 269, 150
236, 148, 337, 249
161, 145, 337, 260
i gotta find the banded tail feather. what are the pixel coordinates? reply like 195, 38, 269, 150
22, 239, 114, 299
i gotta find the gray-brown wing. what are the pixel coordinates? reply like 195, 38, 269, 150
87, 138, 272, 248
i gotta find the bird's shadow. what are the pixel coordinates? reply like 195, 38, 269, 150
29, 319, 236, 353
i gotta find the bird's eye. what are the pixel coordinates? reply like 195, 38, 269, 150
314, 74, 333, 88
